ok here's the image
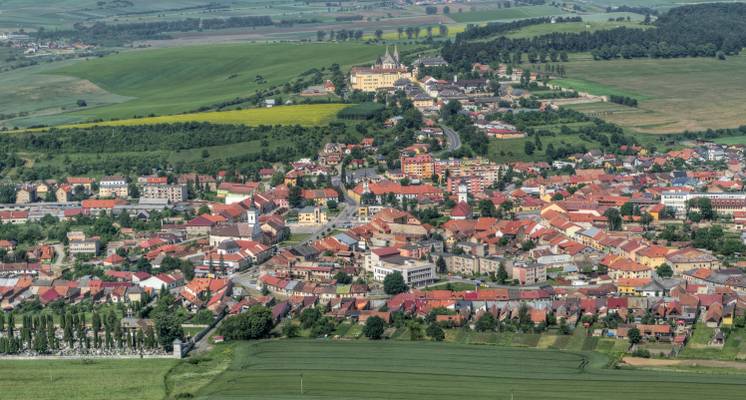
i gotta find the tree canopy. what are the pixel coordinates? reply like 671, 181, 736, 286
383, 272, 409, 295
218, 305, 273, 341
363, 316, 385, 340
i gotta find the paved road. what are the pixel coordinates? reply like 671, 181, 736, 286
443, 125, 462, 151
231, 264, 261, 290
53, 243, 65, 269
299, 201, 357, 245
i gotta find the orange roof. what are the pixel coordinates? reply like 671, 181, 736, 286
81, 199, 127, 209
608, 257, 650, 273
637, 245, 670, 258
616, 277, 652, 288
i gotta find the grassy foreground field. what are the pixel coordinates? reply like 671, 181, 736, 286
555, 54, 746, 133
2, 339, 746, 399
0, 358, 175, 400
189, 340, 746, 400
49, 104, 349, 130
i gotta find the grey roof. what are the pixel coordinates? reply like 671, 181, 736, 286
334, 233, 358, 246
291, 245, 319, 257
217, 239, 239, 251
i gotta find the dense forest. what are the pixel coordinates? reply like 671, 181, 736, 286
443, 3, 746, 64
36, 16, 275, 45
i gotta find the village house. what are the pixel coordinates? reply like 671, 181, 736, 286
666, 248, 721, 275
99, 176, 129, 198
297, 206, 328, 226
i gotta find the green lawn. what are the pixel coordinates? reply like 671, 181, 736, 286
281, 233, 312, 245
554, 54, 746, 133
190, 340, 746, 399
0, 358, 175, 400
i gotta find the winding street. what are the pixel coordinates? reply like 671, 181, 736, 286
442, 125, 462, 151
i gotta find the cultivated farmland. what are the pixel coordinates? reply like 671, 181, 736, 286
449, 5, 569, 23
8, 42, 399, 124
51, 104, 350, 130
555, 54, 746, 133
190, 340, 746, 400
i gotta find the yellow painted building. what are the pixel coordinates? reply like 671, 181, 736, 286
350, 46, 412, 92
298, 206, 328, 226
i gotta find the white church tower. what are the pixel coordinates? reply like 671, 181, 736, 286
246, 208, 262, 240
457, 180, 468, 204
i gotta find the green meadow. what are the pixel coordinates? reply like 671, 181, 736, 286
189, 340, 746, 400
0, 357, 175, 400
2, 338, 746, 399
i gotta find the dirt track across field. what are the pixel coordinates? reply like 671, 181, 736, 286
623, 357, 746, 369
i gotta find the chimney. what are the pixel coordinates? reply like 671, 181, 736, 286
453, 75, 458, 83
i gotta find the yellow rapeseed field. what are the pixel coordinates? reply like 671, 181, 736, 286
54, 104, 349, 129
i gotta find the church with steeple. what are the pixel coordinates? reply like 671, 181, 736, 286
350, 46, 412, 92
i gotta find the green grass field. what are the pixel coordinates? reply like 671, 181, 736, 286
680, 325, 746, 360
47, 104, 349, 129
3, 337, 746, 399
488, 128, 593, 162
449, 5, 568, 23
0, 61, 132, 128
0, 358, 175, 400
1, 42, 397, 125
554, 54, 746, 133
189, 340, 746, 400
714, 136, 746, 145
506, 19, 647, 38
54, 42, 388, 120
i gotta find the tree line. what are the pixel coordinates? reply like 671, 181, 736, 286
0, 309, 159, 355
606, 5, 658, 16
2, 123, 324, 154
36, 16, 275, 45
442, 3, 746, 65
609, 95, 638, 107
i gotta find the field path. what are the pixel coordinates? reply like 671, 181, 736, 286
623, 357, 746, 369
